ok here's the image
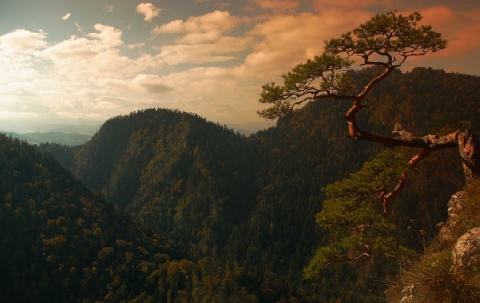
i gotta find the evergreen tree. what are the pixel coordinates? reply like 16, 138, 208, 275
258, 11, 479, 213
304, 150, 413, 278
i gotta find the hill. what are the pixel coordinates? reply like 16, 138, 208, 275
0, 134, 189, 302
41, 67, 480, 302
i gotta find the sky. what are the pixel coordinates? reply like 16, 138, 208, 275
1, 0, 479, 133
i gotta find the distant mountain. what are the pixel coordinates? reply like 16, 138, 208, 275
0, 122, 99, 135
40, 67, 480, 302
3, 131, 92, 146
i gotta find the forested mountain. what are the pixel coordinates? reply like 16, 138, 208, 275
0, 134, 183, 302
1, 133, 308, 303
39, 67, 480, 302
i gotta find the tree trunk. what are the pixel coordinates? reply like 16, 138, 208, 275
347, 121, 480, 183
456, 129, 480, 182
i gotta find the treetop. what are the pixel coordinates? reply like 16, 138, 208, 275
258, 11, 447, 120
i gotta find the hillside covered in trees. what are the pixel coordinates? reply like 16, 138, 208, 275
32, 67, 479, 302
1, 133, 312, 303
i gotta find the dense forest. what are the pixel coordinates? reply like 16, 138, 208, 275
2, 67, 479, 302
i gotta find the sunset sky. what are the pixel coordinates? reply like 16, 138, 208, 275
1, 0, 479, 132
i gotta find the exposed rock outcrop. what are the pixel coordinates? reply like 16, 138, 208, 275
438, 191, 467, 245
396, 191, 480, 302
452, 227, 480, 276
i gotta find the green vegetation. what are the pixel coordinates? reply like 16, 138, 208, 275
304, 151, 413, 278
37, 65, 480, 302
0, 134, 180, 302
1, 134, 310, 302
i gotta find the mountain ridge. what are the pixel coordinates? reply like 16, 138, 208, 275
38, 66, 480, 302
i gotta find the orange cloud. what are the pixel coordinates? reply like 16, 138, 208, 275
313, 0, 379, 11
415, 7, 480, 57
244, 10, 371, 74
252, 0, 300, 13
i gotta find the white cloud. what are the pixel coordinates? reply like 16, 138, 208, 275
75, 22, 84, 33
61, 12, 71, 21
104, 5, 115, 13
135, 3, 161, 22
0, 29, 47, 55
88, 24, 123, 47
0, 25, 162, 124
149, 10, 250, 66
126, 42, 145, 50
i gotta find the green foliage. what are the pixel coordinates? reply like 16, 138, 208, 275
258, 54, 354, 119
326, 11, 446, 58
304, 151, 414, 279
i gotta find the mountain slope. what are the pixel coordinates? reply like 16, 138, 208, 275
41, 67, 480, 302
0, 134, 185, 302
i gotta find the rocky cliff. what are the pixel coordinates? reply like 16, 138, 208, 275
389, 185, 480, 303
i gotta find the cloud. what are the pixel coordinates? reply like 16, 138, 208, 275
88, 24, 123, 47
126, 43, 145, 50
36, 25, 153, 83
312, 0, 384, 11
243, 10, 371, 74
155, 36, 251, 65
0, 29, 48, 55
75, 22, 84, 33
135, 3, 161, 22
3, 1, 479, 129
133, 74, 173, 94
152, 10, 241, 43
36, 24, 124, 62
104, 5, 115, 13
417, 6, 480, 54
253, 0, 300, 13
149, 10, 250, 66
0, 24, 162, 124
61, 13, 71, 21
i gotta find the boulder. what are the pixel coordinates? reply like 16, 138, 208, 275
452, 227, 480, 276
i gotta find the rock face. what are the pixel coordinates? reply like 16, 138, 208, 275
438, 191, 467, 245
452, 227, 480, 276
440, 191, 480, 276
389, 191, 480, 303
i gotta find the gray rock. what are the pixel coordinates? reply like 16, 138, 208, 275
438, 191, 467, 244
452, 227, 480, 275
